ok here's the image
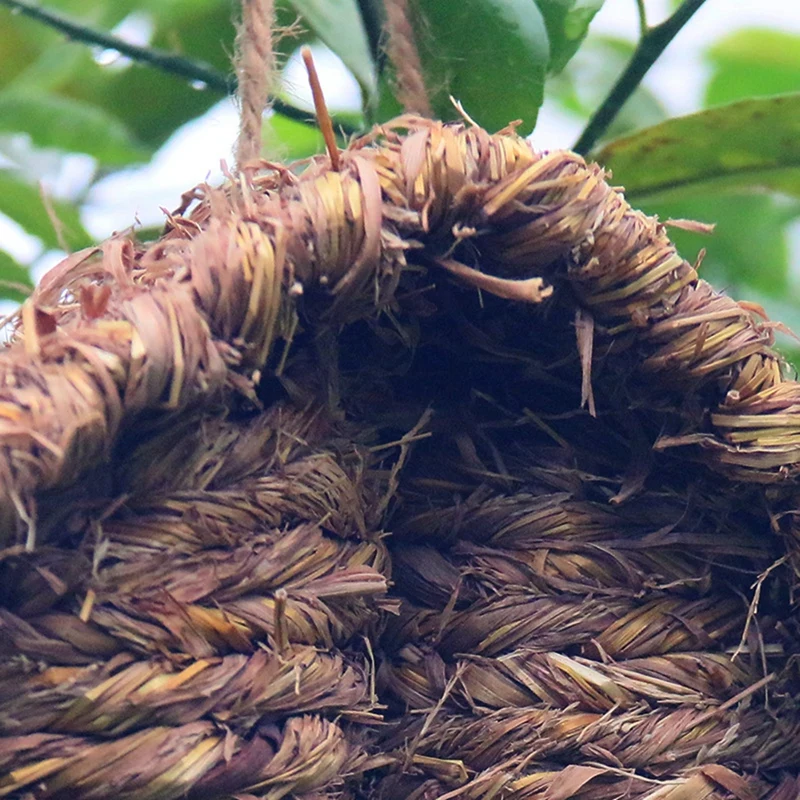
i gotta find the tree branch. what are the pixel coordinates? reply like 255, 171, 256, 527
573, 0, 709, 156
0, 0, 361, 135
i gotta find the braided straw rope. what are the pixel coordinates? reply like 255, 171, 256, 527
378, 765, 799, 800
0, 406, 389, 798
0, 118, 795, 549
383, 0, 432, 116
372, 434, 799, 798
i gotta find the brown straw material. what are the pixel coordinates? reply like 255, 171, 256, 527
0, 715, 357, 799
235, 0, 275, 169
0, 118, 797, 547
0, 530, 386, 660
377, 764, 800, 799
2, 116, 800, 798
381, 649, 754, 711
0, 647, 369, 735
384, 701, 800, 774
0, 403, 390, 798
383, 0, 432, 116
371, 409, 798, 796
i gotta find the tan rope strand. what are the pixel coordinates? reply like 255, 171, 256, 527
235, 0, 275, 169
383, 0, 432, 117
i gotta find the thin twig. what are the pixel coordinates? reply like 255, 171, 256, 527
0, 0, 360, 135
635, 0, 648, 37
573, 0, 709, 155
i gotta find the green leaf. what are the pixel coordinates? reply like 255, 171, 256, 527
705, 29, 800, 108
289, 0, 377, 104
0, 170, 92, 252
0, 0, 332, 155
375, 70, 405, 125
535, 0, 604, 73
0, 1, 152, 91
0, 250, 33, 304
73, 0, 237, 149
0, 8, 49, 89
0, 91, 148, 166
636, 190, 800, 298
134, 225, 167, 243
594, 94, 800, 201
404, 0, 550, 134
266, 113, 326, 160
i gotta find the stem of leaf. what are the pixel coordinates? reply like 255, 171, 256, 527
573, 0, 709, 156
0, 0, 361, 135
635, 0, 648, 38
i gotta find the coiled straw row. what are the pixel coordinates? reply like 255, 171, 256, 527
374, 434, 799, 797
1, 406, 389, 798
0, 117, 796, 546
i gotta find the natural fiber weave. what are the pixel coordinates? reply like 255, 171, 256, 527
1, 406, 389, 798
1, 715, 356, 799
1, 118, 798, 546
2, 117, 800, 799
376, 764, 800, 800
371, 417, 798, 795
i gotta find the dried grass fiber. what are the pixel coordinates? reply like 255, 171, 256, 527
0, 117, 799, 798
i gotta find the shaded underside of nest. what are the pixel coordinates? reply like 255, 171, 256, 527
1, 117, 800, 799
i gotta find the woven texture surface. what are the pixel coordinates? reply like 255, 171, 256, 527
0, 118, 798, 799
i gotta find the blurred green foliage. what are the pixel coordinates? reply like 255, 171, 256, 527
547, 35, 668, 138
705, 28, 800, 107
0, 0, 798, 365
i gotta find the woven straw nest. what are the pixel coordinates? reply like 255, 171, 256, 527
1, 117, 799, 799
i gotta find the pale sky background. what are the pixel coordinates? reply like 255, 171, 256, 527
2, 0, 800, 298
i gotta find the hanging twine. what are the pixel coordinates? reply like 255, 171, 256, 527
234, 0, 275, 169
383, 0, 432, 117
